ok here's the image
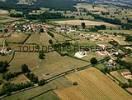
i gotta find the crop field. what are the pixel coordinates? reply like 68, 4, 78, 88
5, 33, 28, 43
33, 51, 88, 79
99, 30, 132, 35
0, 54, 13, 62
3, 77, 72, 100
54, 20, 117, 27
0, 9, 9, 15
122, 56, 132, 63
26, 32, 53, 46
9, 52, 38, 72
55, 67, 132, 100
0, 15, 19, 24
75, 3, 108, 12
53, 32, 71, 42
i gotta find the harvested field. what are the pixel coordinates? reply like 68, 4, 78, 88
54, 20, 116, 27
0, 10, 9, 15
55, 68, 132, 100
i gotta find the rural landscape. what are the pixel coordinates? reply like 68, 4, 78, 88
0, 0, 132, 100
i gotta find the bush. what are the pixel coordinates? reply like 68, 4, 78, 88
38, 79, 46, 86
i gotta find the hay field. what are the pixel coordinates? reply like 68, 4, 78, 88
55, 67, 132, 100
75, 3, 108, 12
0, 9, 9, 15
9, 52, 38, 72
26, 32, 53, 46
33, 51, 88, 79
6, 33, 28, 43
54, 20, 116, 27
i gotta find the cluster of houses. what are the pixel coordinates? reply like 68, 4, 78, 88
1, 23, 48, 33
121, 70, 132, 80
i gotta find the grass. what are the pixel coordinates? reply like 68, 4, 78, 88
26, 32, 53, 46
3, 77, 71, 100
55, 67, 132, 100
54, 20, 117, 27
6, 33, 28, 43
110, 71, 129, 84
11, 74, 30, 84
32, 91, 59, 100
33, 51, 88, 79
9, 52, 38, 72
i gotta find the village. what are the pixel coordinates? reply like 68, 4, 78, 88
0, 1, 131, 99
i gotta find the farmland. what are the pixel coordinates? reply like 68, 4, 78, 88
55, 68, 132, 100
54, 20, 117, 27
0, 0, 132, 99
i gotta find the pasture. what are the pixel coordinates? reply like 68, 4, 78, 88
33, 51, 88, 79
110, 71, 129, 84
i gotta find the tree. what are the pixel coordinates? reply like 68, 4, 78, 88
81, 22, 86, 29
0, 61, 9, 73
39, 28, 44, 33
39, 50, 45, 59
90, 57, 98, 65
49, 39, 53, 44
21, 64, 30, 73
4, 29, 8, 33
38, 79, 46, 86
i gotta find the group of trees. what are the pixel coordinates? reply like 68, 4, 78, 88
0, 61, 9, 73
9, 10, 23, 17
39, 50, 45, 59
116, 59, 132, 73
125, 35, 132, 42
89, 25, 106, 32
3, 72, 21, 81
0, 82, 33, 96
47, 31, 54, 38
90, 57, 98, 65
26, 12, 65, 21
26, 73, 38, 83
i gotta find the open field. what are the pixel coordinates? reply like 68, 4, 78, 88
26, 32, 53, 46
0, 9, 9, 15
0, 16, 19, 24
3, 77, 72, 100
11, 74, 30, 84
9, 52, 38, 72
110, 71, 128, 84
55, 67, 132, 100
33, 51, 88, 79
54, 20, 117, 27
0, 54, 13, 62
99, 30, 132, 35
75, 3, 108, 12
122, 56, 132, 63
5, 33, 28, 43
